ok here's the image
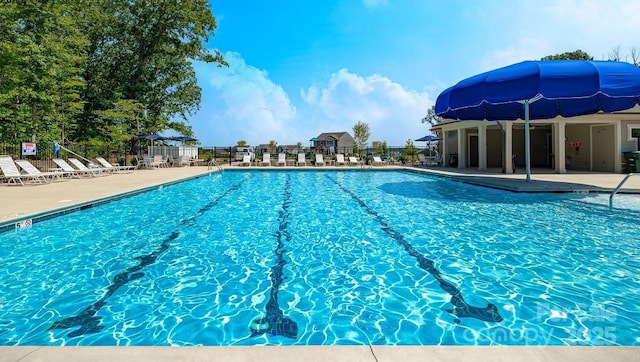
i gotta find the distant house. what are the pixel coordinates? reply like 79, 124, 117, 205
312, 132, 354, 154
254, 144, 268, 155
277, 144, 301, 155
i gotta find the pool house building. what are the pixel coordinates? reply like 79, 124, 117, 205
431, 105, 640, 174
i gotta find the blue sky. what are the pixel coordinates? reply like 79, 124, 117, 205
189, 0, 640, 147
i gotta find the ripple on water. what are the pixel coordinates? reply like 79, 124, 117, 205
0, 171, 639, 345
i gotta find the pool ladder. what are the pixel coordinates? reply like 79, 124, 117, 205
208, 159, 223, 172
609, 173, 637, 209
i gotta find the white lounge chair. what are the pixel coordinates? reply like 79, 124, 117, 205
297, 153, 307, 166
276, 153, 286, 166
348, 156, 361, 166
53, 158, 91, 178
0, 156, 45, 186
241, 154, 252, 166
68, 158, 107, 176
372, 156, 387, 166
14, 159, 67, 182
417, 154, 426, 166
96, 157, 136, 173
261, 153, 271, 166
315, 154, 325, 166
335, 154, 346, 166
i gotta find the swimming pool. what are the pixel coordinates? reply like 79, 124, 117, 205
0, 170, 639, 346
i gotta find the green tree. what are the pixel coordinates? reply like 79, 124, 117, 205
0, 0, 227, 153
421, 106, 442, 126
94, 99, 145, 153
381, 141, 389, 155
79, 0, 227, 150
0, 1, 88, 144
236, 140, 248, 147
268, 140, 278, 153
541, 49, 593, 61
372, 141, 383, 154
402, 139, 417, 164
352, 121, 370, 156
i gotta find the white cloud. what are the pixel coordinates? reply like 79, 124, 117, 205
301, 69, 433, 146
480, 39, 550, 72
475, 0, 640, 73
192, 52, 297, 146
192, 54, 432, 147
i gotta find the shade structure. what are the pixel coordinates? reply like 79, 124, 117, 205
415, 134, 442, 142
416, 134, 442, 157
135, 134, 168, 155
135, 134, 167, 140
435, 60, 640, 181
169, 136, 198, 142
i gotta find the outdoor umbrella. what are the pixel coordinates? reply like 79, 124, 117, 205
135, 134, 168, 155
415, 134, 442, 156
169, 136, 198, 143
309, 137, 319, 153
435, 60, 640, 181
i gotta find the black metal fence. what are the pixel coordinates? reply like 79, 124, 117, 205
1, 142, 435, 169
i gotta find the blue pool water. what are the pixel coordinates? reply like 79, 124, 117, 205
1, 170, 639, 346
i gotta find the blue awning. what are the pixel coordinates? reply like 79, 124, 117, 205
435, 60, 640, 121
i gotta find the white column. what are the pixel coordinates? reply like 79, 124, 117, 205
440, 131, 447, 165
555, 121, 566, 173
505, 122, 513, 172
478, 124, 487, 171
457, 129, 465, 168
614, 122, 621, 173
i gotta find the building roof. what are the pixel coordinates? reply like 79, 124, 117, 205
316, 132, 352, 140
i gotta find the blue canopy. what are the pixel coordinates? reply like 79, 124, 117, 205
435, 60, 640, 121
135, 134, 167, 155
169, 136, 198, 142
135, 134, 167, 141
416, 134, 442, 142
435, 60, 640, 181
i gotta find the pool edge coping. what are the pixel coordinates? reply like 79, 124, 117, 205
1, 345, 639, 362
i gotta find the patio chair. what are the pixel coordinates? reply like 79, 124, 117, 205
335, 154, 346, 166
261, 153, 271, 166
348, 156, 361, 166
372, 156, 387, 166
417, 154, 426, 166
96, 157, 136, 173
53, 158, 91, 178
0, 155, 46, 186
137, 155, 153, 169
240, 154, 252, 166
296, 153, 307, 166
151, 155, 167, 168
315, 154, 325, 166
276, 153, 286, 166
177, 155, 192, 167
68, 158, 108, 177
427, 154, 442, 166
14, 159, 67, 182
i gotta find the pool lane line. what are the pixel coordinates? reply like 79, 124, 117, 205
249, 173, 298, 339
325, 175, 503, 324
49, 177, 248, 338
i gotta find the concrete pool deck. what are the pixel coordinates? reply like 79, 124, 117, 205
1, 165, 639, 361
